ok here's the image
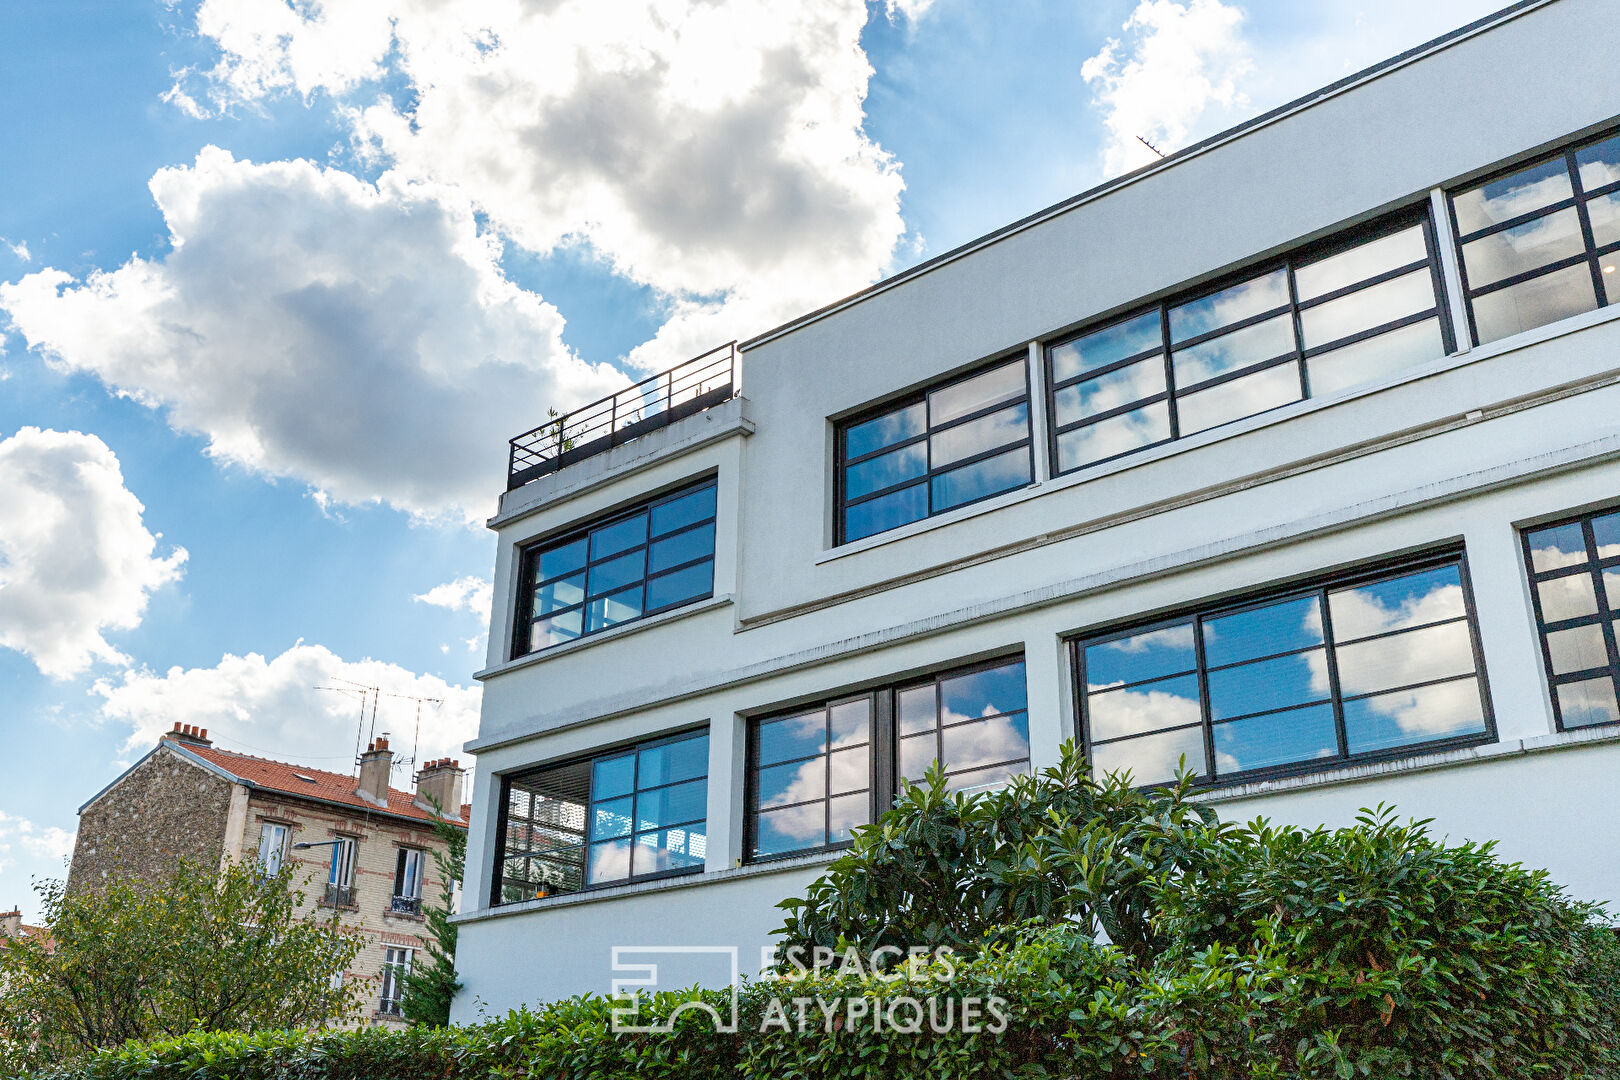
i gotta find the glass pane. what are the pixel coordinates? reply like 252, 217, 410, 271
1335, 621, 1475, 697
1604, 253, 1620, 302
1537, 573, 1598, 623
845, 402, 925, 460
1471, 263, 1598, 344
845, 442, 927, 500
928, 360, 1025, 426
1055, 401, 1171, 472
531, 608, 583, 649
1304, 318, 1443, 397
1084, 624, 1196, 688
635, 779, 708, 831
1171, 314, 1296, 386
940, 712, 1030, 772
592, 754, 636, 799
645, 560, 713, 611
929, 402, 1029, 468
1461, 207, 1585, 288
588, 549, 645, 597
1089, 726, 1209, 786
1169, 268, 1290, 342
827, 747, 869, 795
1203, 595, 1323, 667
585, 586, 643, 632
1051, 358, 1165, 427
899, 732, 936, 781
1556, 676, 1620, 729
587, 838, 632, 884
757, 711, 826, 766
757, 758, 825, 809
1328, 564, 1465, 640
754, 803, 825, 855
1576, 135, 1620, 193
1176, 361, 1302, 435
828, 698, 871, 747
589, 796, 633, 839
940, 660, 1027, 722
1526, 522, 1590, 571
1605, 570, 1620, 604
1213, 703, 1338, 775
650, 485, 716, 537
538, 538, 588, 581
1342, 677, 1486, 754
590, 514, 648, 560
536, 573, 585, 614
945, 761, 1023, 793
638, 735, 707, 788
930, 446, 1030, 511
1592, 511, 1620, 557
1087, 673, 1202, 741
633, 826, 706, 875
1206, 649, 1327, 720
1453, 158, 1573, 234
648, 523, 714, 573
1295, 225, 1429, 301
1587, 193, 1620, 248
1546, 623, 1610, 676
1049, 310, 1163, 383
898, 686, 936, 736
1299, 270, 1435, 349
828, 793, 869, 843
844, 482, 927, 542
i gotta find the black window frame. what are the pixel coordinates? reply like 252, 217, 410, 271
1448, 125, 1620, 347
1045, 205, 1455, 478
1521, 505, 1620, 733
511, 476, 718, 659
833, 354, 1035, 545
1072, 549, 1496, 790
489, 726, 710, 907
743, 653, 1030, 865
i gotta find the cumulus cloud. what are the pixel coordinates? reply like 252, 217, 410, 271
0, 149, 625, 520
0, 810, 77, 874
93, 642, 482, 775
186, 0, 908, 371
1081, 0, 1254, 177
413, 576, 494, 616
0, 428, 187, 679
4, 239, 29, 263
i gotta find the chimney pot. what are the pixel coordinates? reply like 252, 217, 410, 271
199, 728, 207, 740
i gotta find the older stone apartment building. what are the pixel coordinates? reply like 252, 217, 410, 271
69, 723, 468, 1024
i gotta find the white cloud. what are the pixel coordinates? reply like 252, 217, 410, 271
1081, 0, 1253, 177
4, 239, 29, 262
93, 642, 482, 775
884, 0, 938, 21
0, 149, 626, 521
0, 428, 187, 679
0, 810, 77, 870
185, 0, 909, 371
413, 576, 494, 616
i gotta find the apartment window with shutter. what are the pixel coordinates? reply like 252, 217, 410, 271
256, 823, 288, 876
379, 947, 413, 1015
324, 837, 357, 907
392, 848, 426, 915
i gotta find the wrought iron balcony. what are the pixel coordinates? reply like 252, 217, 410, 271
323, 883, 356, 908
507, 341, 738, 491
390, 894, 423, 916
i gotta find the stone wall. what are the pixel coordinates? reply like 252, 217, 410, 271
66, 745, 235, 894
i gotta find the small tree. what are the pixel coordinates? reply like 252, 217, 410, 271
0, 858, 361, 1070
399, 805, 466, 1026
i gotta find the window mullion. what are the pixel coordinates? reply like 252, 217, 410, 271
1568, 149, 1610, 306
1317, 587, 1352, 761
1424, 189, 1467, 354
1160, 304, 1180, 439
1192, 614, 1216, 781
873, 689, 895, 821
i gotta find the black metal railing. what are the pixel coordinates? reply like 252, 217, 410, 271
323, 883, 356, 908
390, 894, 423, 916
507, 342, 738, 490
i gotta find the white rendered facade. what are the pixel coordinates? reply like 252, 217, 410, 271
451, 0, 1620, 1021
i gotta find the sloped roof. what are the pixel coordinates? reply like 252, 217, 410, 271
168, 738, 470, 827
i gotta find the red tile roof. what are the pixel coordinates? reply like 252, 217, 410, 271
168, 738, 470, 827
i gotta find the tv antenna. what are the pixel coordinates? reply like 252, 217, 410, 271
314, 680, 444, 777
1136, 134, 1167, 159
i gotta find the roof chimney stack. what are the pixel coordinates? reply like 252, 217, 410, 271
0, 908, 20, 939
165, 722, 214, 748
414, 758, 464, 819
356, 736, 393, 807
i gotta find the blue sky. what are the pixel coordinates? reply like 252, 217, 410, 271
0, 0, 1504, 917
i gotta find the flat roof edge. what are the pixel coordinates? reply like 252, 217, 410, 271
737, 0, 1552, 353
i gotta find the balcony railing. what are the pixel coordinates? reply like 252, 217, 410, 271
323, 883, 356, 908
390, 894, 423, 916
507, 342, 738, 491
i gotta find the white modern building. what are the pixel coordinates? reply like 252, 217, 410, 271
450, 0, 1620, 1019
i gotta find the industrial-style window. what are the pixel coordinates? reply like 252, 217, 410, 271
1046, 208, 1452, 476
836, 357, 1033, 543
1450, 129, 1620, 345
392, 848, 426, 915
747, 656, 1029, 860
324, 837, 357, 907
379, 947, 413, 1015
513, 478, 717, 655
1523, 508, 1620, 731
492, 729, 709, 905
1075, 553, 1491, 788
